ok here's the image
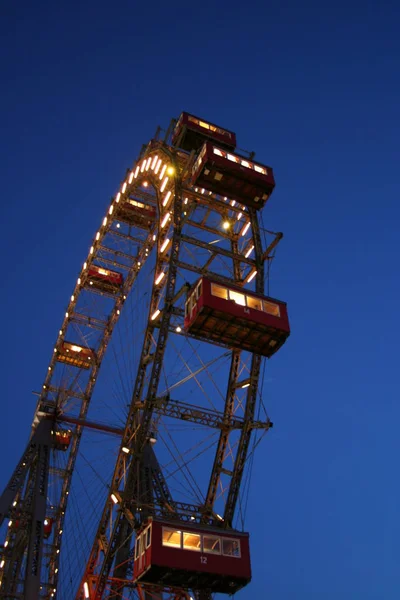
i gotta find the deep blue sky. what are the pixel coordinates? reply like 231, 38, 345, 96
1, 1, 400, 598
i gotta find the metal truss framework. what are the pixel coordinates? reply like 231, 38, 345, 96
0, 119, 283, 600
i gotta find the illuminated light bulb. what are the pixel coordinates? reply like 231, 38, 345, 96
201, 188, 205, 194
83, 262, 87, 269
159, 164, 167, 180
44, 519, 49, 526
155, 272, 165, 285
96, 232, 100, 241
90, 246, 94, 254
111, 493, 118, 504
146, 157, 152, 170
117, 310, 120, 315
247, 270, 257, 283
128, 171, 134, 184
8, 520, 12, 527
43, 385, 46, 389
137, 261, 141, 266
163, 190, 172, 206
160, 238, 170, 253
54, 348, 57, 353
13, 501, 17, 507
0, 560, 4, 568
56, 549, 60, 554
184, 197, 188, 204
134, 166, 140, 178
116, 223, 120, 228
155, 158, 162, 175
65, 312, 69, 318
89, 281, 93, 285
161, 212, 170, 228
77, 277, 81, 285
59, 529, 63, 534
237, 212, 242, 220
55, 568, 58, 574
222, 220, 230, 230
142, 181, 148, 187
153, 234, 156, 241
121, 182, 127, 193
176, 326, 182, 333
167, 166, 175, 175
140, 159, 146, 172
151, 155, 158, 170
230, 200, 236, 206
71, 295, 75, 302
160, 176, 168, 192
122, 446, 129, 454
59, 330, 62, 335
241, 382, 250, 389
48, 366, 51, 371
109, 205, 114, 215
84, 582, 89, 599
245, 245, 254, 258
241, 222, 251, 237
115, 193, 121, 203
103, 217, 107, 226
151, 309, 160, 320
4, 541, 8, 547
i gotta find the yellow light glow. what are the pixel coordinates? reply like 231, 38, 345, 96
155, 272, 165, 285
84, 583, 89, 599
245, 245, 254, 258
109, 205, 114, 215
167, 166, 175, 175
163, 191, 172, 206
122, 447, 129, 454
241, 222, 251, 237
142, 181, 148, 187
121, 182, 127, 193
160, 177, 168, 192
222, 220, 230, 230
160, 238, 170, 253
96, 232, 100, 240
151, 309, 161, 320
70, 345, 82, 353
111, 493, 119, 505
161, 212, 170, 228
115, 193, 121, 203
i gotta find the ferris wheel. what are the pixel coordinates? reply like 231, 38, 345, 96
0, 112, 290, 600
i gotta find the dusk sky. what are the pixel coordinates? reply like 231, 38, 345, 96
1, 1, 400, 598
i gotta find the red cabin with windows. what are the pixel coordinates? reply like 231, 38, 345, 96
53, 429, 72, 451
184, 277, 290, 358
191, 142, 275, 209
118, 198, 156, 229
87, 265, 123, 294
57, 342, 96, 369
133, 519, 251, 594
172, 112, 236, 153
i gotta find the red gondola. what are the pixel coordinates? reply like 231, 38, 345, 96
87, 265, 123, 294
190, 142, 275, 209
184, 277, 290, 358
43, 518, 53, 539
118, 198, 156, 229
57, 342, 96, 370
172, 112, 236, 152
133, 518, 251, 594
53, 429, 72, 451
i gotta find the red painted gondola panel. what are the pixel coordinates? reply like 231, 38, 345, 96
172, 112, 237, 152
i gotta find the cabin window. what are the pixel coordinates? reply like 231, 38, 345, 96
183, 532, 201, 551
199, 120, 210, 130
263, 300, 280, 317
222, 538, 241, 558
246, 296, 262, 311
196, 281, 202, 300
203, 535, 221, 554
135, 537, 140, 559
228, 290, 246, 306
213, 148, 224, 157
211, 283, 228, 300
254, 165, 267, 175
145, 526, 151, 548
227, 153, 239, 163
162, 528, 182, 548
241, 160, 251, 169
140, 535, 145, 555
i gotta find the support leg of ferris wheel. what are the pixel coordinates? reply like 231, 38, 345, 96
0, 418, 52, 600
